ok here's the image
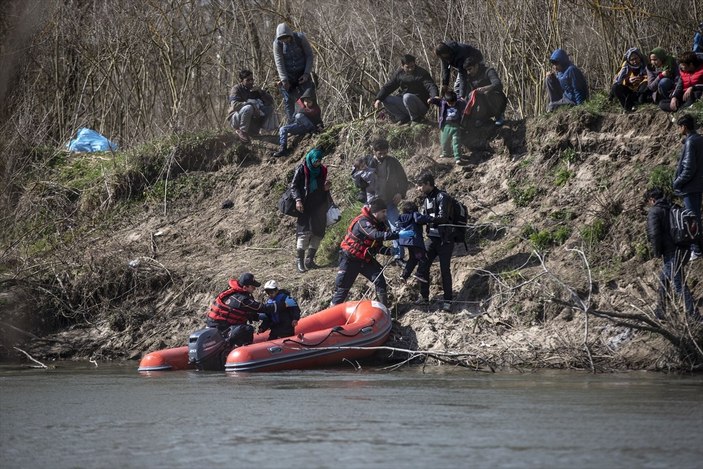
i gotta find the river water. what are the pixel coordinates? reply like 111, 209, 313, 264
1, 363, 701, 468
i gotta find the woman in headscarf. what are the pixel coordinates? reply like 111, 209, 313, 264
290, 147, 331, 272
610, 48, 649, 111
647, 47, 679, 103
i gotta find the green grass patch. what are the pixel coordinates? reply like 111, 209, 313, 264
580, 218, 608, 249
554, 167, 574, 186
509, 183, 539, 207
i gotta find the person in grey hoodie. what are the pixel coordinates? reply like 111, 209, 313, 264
273, 23, 315, 123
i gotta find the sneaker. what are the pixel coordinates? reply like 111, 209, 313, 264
691, 251, 701, 261
441, 301, 452, 312
495, 115, 504, 126
455, 159, 462, 165
411, 274, 428, 284
236, 129, 251, 143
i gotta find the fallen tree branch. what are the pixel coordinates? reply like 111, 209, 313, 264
13, 347, 48, 369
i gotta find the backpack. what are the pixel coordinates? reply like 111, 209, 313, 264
669, 204, 701, 247
278, 187, 300, 217
444, 192, 469, 249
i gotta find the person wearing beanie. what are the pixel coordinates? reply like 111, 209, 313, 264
330, 198, 414, 308
204, 272, 284, 347
290, 147, 331, 272
273, 88, 324, 158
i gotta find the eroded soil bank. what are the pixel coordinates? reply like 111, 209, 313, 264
1, 107, 702, 371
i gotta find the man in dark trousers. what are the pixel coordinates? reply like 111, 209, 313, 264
205, 272, 284, 346
645, 188, 698, 319
415, 172, 455, 312
330, 198, 414, 308
374, 54, 439, 124
673, 114, 703, 261
434, 41, 484, 99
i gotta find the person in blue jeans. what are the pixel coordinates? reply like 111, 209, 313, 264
673, 114, 703, 260
273, 88, 323, 157
360, 138, 409, 263
645, 188, 698, 319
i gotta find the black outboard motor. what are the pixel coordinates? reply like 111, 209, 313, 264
188, 328, 229, 371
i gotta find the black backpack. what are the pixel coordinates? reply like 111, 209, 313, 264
669, 204, 701, 247
444, 192, 469, 249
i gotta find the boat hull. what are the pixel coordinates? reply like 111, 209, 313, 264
137, 300, 391, 372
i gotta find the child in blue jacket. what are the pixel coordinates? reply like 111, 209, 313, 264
259, 280, 301, 339
397, 200, 430, 283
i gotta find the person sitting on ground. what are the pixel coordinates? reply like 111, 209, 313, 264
330, 198, 414, 309
259, 280, 301, 340
397, 200, 430, 285
660, 52, 703, 112
545, 48, 589, 112
434, 41, 484, 99
646, 47, 679, 104
415, 172, 456, 312
672, 114, 703, 261
273, 22, 315, 123
273, 88, 324, 157
374, 54, 439, 125
351, 156, 377, 204
205, 273, 283, 347
610, 48, 649, 112
644, 188, 699, 319
226, 69, 275, 143
428, 90, 467, 164
462, 56, 508, 126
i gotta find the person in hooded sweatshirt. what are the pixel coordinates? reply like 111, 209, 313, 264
610, 48, 649, 112
273, 88, 324, 157
545, 48, 589, 112
273, 23, 315, 123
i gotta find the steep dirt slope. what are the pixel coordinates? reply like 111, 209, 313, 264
3, 107, 701, 370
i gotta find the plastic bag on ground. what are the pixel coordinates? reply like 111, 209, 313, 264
67, 128, 118, 152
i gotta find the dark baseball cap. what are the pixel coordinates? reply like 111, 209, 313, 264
238, 272, 261, 287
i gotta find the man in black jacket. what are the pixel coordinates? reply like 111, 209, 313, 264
673, 114, 703, 260
645, 188, 697, 319
415, 172, 455, 312
435, 41, 484, 99
374, 54, 439, 124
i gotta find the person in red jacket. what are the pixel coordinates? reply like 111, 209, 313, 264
660, 51, 703, 112
330, 198, 413, 308
205, 272, 283, 346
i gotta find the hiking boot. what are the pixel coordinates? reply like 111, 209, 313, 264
296, 248, 307, 273
305, 248, 319, 269
236, 129, 251, 143
441, 301, 452, 312
691, 250, 701, 262
273, 147, 289, 158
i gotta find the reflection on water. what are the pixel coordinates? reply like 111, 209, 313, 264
1, 363, 702, 468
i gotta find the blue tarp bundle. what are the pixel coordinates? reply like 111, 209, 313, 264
67, 128, 118, 152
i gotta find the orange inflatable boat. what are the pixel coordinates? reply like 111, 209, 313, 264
138, 300, 392, 372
